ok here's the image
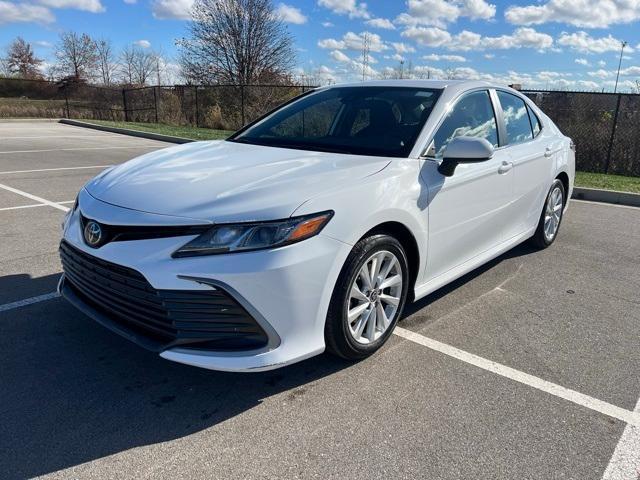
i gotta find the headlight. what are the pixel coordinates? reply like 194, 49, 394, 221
172, 211, 333, 257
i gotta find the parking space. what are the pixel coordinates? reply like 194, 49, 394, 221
1, 121, 639, 479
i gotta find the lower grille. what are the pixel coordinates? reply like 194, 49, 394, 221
59, 241, 268, 352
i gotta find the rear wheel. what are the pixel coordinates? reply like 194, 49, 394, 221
325, 234, 409, 360
530, 179, 565, 248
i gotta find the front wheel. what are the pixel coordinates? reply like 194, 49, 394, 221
325, 234, 409, 360
530, 179, 565, 248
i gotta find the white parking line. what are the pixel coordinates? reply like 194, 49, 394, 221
0, 146, 160, 155
0, 200, 74, 212
0, 165, 112, 175
0, 292, 60, 313
601, 397, 640, 479
0, 183, 70, 212
393, 327, 640, 427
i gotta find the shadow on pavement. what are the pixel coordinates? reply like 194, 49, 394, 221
0, 272, 353, 479
1, 242, 538, 478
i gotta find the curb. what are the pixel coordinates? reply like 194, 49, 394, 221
1, 118, 62, 123
572, 187, 640, 208
59, 119, 194, 144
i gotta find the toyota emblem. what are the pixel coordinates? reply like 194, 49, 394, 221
83, 221, 103, 247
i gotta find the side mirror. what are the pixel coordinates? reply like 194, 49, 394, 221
437, 136, 494, 177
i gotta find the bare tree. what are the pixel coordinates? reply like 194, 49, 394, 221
54, 32, 98, 81
6, 37, 43, 79
178, 0, 296, 84
96, 38, 118, 86
119, 45, 155, 86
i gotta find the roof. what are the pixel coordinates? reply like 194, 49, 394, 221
322, 79, 495, 91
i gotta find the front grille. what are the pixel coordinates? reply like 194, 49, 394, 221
80, 214, 210, 247
59, 241, 268, 352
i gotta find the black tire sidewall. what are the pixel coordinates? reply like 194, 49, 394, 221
325, 234, 409, 359
536, 179, 565, 247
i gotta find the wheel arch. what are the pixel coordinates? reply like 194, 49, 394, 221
359, 221, 420, 302
555, 171, 570, 206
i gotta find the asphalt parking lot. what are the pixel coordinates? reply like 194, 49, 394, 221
1, 120, 639, 480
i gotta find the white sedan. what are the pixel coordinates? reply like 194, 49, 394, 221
59, 80, 575, 372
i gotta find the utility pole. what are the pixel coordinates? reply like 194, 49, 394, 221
399, 60, 404, 79
614, 40, 627, 93
361, 32, 371, 82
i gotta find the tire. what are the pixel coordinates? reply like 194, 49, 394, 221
530, 178, 565, 249
325, 234, 409, 360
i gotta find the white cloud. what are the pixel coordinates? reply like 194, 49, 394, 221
37, 0, 104, 12
317, 0, 369, 19
366, 17, 395, 29
318, 31, 389, 53
587, 65, 640, 78
483, 53, 495, 59
321, 21, 334, 27
557, 31, 632, 54
330, 50, 351, 63
134, 39, 151, 48
318, 38, 345, 49
587, 69, 613, 79
276, 3, 307, 24
401, 26, 452, 47
402, 26, 553, 51
34, 40, 54, 48
423, 54, 467, 62
152, 0, 192, 19
0, 1, 55, 23
391, 42, 416, 54
123, 0, 136, 3
598, 60, 607, 67
506, 0, 640, 28
396, 0, 495, 28
575, 58, 591, 66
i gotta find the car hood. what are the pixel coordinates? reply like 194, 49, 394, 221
85, 140, 391, 222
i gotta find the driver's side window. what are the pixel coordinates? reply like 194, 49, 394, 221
432, 90, 498, 158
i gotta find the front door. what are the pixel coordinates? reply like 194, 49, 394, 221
419, 89, 513, 283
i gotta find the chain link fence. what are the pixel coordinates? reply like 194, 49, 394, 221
0, 77, 311, 131
522, 90, 640, 176
2, 78, 640, 177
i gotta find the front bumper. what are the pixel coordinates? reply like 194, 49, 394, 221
60, 192, 352, 372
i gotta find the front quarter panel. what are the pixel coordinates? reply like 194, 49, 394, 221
292, 158, 428, 286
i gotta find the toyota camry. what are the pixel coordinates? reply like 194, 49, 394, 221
59, 80, 575, 371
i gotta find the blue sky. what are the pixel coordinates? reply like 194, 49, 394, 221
1, 0, 639, 91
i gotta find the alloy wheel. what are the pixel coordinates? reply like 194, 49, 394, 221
544, 186, 563, 242
346, 250, 403, 344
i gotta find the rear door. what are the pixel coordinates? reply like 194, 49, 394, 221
495, 90, 553, 239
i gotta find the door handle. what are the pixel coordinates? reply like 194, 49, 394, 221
498, 161, 513, 174
544, 146, 554, 157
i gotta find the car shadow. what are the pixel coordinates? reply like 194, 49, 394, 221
402, 241, 539, 319
0, 271, 354, 479
1, 243, 537, 478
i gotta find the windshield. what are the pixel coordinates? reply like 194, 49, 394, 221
229, 86, 442, 157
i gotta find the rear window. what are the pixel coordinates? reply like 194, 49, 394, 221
527, 104, 542, 137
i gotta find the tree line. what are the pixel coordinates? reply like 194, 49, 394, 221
0, 33, 170, 87
1, 0, 297, 88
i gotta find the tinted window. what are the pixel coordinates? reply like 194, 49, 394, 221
497, 91, 533, 145
527, 104, 541, 137
432, 90, 498, 158
231, 87, 441, 157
